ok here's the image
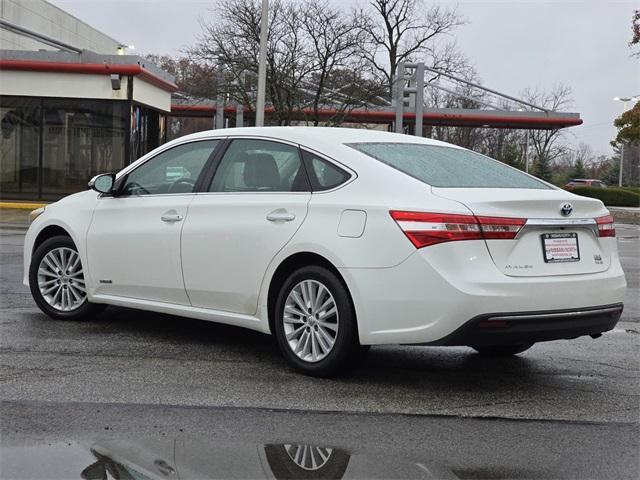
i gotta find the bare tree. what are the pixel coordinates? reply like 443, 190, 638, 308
559, 142, 594, 179
356, 0, 466, 95
190, 0, 380, 125
144, 54, 218, 99
426, 68, 500, 152
300, 1, 366, 125
521, 84, 573, 181
190, 0, 312, 125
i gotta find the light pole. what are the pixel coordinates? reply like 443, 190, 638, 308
255, 0, 269, 127
524, 129, 530, 173
613, 96, 638, 187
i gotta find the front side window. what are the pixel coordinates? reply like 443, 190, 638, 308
347, 142, 550, 189
302, 150, 351, 191
121, 140, 218, 195
209, 139, 308, 192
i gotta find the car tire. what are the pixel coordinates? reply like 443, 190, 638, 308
471, 343, 533, 356
29, 235, 105, 321
263, 444, 350, 479
274, 265, 361, 377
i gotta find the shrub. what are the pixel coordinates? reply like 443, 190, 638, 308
571, 187, 640, 207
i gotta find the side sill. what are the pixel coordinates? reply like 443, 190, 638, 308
91, 294, 268, 334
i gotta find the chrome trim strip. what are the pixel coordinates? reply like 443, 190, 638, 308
487, 306, 622, 322
517, 218, 598, 238
526, 218, 597, 226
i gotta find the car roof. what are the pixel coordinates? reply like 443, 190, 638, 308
173, 126, 459, 151
146, 127, 471, 187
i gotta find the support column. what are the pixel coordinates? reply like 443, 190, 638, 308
215, 98, 224, 130
394, 62, 404, 134
415, 63, 424, 137
619, 142, 625, 187
524, 130, 530, 173
236, 103, 244, 128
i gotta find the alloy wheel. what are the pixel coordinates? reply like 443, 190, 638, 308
37, 247, 87, 312
283, 279, 339, 363
284, 444, 333, 471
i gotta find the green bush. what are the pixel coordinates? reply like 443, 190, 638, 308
621, 187, 640, 195
570, 187, 640, 207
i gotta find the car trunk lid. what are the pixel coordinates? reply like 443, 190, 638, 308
431, 187, 613, 277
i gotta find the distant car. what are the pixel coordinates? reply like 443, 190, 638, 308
565, 179, 607, 190
24, 127, 626, 377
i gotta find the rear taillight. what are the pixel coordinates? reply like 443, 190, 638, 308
477, 216, 527, 240
390, 211, 525, 248
596, 214, 615, 237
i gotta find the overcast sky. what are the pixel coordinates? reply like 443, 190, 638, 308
50, 0, 639, 157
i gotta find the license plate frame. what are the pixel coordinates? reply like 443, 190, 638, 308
541, 232, 580, 263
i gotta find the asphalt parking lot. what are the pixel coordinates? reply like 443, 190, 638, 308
1, 226, 639, 479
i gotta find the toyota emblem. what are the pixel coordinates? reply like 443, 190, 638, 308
560, 203, 573, 216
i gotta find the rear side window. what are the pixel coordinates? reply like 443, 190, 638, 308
347, 142, 550, 189
302, 150, 351, 191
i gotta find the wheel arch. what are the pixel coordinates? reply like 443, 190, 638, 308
32, 224, 74, 253
266, 251, 357, 338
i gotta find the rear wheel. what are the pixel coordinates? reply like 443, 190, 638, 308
29, 235, 105, 320
471, 343, 533, 356
274, 265, 362, 377
264, 443, 350, 479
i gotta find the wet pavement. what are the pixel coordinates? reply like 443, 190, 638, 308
1, 227, 639, 479
2, 401, 638, 479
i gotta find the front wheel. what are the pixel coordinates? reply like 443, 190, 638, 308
29, 235, 105, 320
471, 343, 533, 356
274, 266, 362, 377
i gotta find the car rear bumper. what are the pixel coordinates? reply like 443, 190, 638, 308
423, 303, 623, 346
340, 241, 627, 345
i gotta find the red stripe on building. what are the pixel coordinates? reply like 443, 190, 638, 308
170, 104, 582, 129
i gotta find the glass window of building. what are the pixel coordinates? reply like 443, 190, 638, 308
0, 97, 41, 198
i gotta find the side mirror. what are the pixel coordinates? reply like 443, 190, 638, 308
88, 173, 116, 194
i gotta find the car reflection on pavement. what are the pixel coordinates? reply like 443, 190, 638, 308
75, 438, 450, 480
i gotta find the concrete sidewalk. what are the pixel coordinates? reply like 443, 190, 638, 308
610, 207, 640, 225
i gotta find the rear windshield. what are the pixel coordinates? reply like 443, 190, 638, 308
347, 142, 550, 189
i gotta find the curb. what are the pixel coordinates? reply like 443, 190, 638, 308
0, 202, 47, 210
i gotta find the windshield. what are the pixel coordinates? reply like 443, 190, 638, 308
347, 142, 551, 189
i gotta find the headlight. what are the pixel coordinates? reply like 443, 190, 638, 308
28, 207, 46, 225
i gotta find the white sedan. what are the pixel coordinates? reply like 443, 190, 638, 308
24, 127, 626, 376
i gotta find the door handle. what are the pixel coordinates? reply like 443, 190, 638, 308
161, 211, 183, 223
267, 209, 296, 222
153, 459, 176, 476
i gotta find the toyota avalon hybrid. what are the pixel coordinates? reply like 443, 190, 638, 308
24, 127, 626, 376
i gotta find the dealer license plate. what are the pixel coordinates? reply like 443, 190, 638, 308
541, 233, 580, 263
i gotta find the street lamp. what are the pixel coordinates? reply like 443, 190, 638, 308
255, 0, 269, 127
613, 96, 639, 187
613, 96, 639, 107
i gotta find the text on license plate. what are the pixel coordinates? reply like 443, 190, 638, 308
541, 233, 580, 263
